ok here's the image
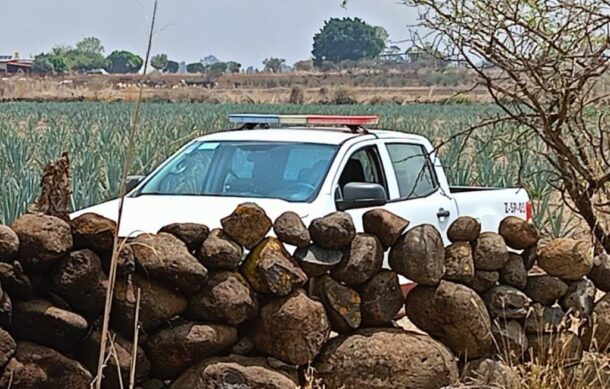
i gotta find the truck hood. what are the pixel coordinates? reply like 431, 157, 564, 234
71, 195, 312, 237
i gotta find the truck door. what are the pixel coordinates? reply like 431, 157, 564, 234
379, 141, 458, 241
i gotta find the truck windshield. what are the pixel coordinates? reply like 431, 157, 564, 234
136, 141, 338, 202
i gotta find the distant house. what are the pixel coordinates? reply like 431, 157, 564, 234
0, 53, 32, 74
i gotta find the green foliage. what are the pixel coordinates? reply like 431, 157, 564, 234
263, 58, 286, 73
105, 50, 143, 74
186, 62, 206, 73
32, 37, 108, 74
207, 62, 228, 77
32, 53, 69, 74
75, 37, 104, 55
165, 60, 179, 73
226, 61, 241, 74
312, 18, 386, 66
151, 54, 168, 71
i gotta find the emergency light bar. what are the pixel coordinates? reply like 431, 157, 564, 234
228, 114, 379, 128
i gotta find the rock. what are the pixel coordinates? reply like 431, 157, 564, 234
538, 238, 593, 280
463, 358, 520, 389
332, 233, 383, 285
362, 209, 409, 249
484, 286, 529, 319
11, 299, 88, 352
464, 270, 500, 293
443, 241, 475, 283
524, 304, 566, 334
315, 328, 459, 389
0, 261, 33, 300
241, 238, 307, 296
221, 203, 272, 249
48, 249, 107, 318
491, 320, 527, 363
0, 342, 92, 388
131, 233, 208, 294
187, 271, 258, 325
524, 275, 569, 306
405, 281, 492, 359
583, 292, 610, 351
71, 212, 116, 254
112, 275, 187, 336
499, 216, 539, 250
522, 244, 538, 270
0, 287, 11, 328
146, 321, 238, 379
527, 332, 583, 365
588, 253, 610, 292
159, 223, 209, 252
473, 232, 509, 271
11, 214, 73, 271
293, 245, 342, 277
0, 226, 19, 262
500, 253, 527, 289
0, 328, 15, 367
309, 212, 356, 250
312, 275, 362, 332
232, 337, 255, 356
389, 224, 445, 286
273, 211, 310, 248
560, 278, 596, 317
199, 228, 243, 270
447, 216, 481, 242
253, 289, 330, 365
360, 270, 404, 326
80, 330, 151, 389
171, 355, 298, 389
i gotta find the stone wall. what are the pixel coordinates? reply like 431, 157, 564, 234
0, 203, 605, 389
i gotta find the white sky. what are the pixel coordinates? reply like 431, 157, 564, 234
1, 0, 419, 67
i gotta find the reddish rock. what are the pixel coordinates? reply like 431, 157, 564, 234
499, 216, 539, 250
0, 225, 19, 262
71, 212, 116, 254
159, 223, 210, 251
444, 241, 475, 283
309, 212, 356, 250
199, 228, 243, 270
0, 261, 33, 300
447, 216, 481, 242
538, 238, 593, 280
362, 209, 409, 249
221, 203, 272, 249
273, 211, 310, 248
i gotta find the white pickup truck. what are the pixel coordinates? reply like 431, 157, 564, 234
74, 114, 532, 244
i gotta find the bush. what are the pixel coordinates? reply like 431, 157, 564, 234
332, 87, 357, 104
289, 86, 305, 104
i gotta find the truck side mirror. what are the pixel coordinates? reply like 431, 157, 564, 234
125, 175, 145, 193
336, 182, 387, 211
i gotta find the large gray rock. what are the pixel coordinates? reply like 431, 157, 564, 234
447, 216, 481, 242
405, 281, 492, 359
332, 233, 383, 285
146, 322, 238, 379
473, 232, 509, 271
360, 270, 404, 326
294, 245, 342, 277
198, 228, 243, 270
588, 253, 610, 292
362, 209, 409, 249
0, 342, 92, 389
560, 278, 596, 317
273, 211, 310, 248
444, 241, 475, 283
0, 225, 19, 262
538, 238, 593, 280
524, 275, 568, 306
498, 216, 539, 250
11, 299, 88, 352
500, 253, 527, 290
315, 328, 459, 389
484, 285, 529, 320
463, 270, 499, 294
11, 214, 73, 271
159, 222, 210, 251
131, 233, 208, 294
309, 212, 356, 250
221, 203, 272, 249
187, 271, 258, 325
171, 355, 298, 389
253, 290, 330, 365
48, 249, 107, 318
389, 224, 445, 286
71, 212, 116, 254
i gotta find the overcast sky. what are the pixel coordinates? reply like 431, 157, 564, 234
1, 0, 418, 67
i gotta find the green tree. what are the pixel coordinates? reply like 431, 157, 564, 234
165, 60, 179, 73
226, 61, 241, 74
151, 54, 168, 71
186, 62, 205, 73
105, 50, 143, 74
32, 53, 68, 74
312, 17, 386, 66
263, 57, 286, 73
207, 62, 228, 77
75, 37, 104, 55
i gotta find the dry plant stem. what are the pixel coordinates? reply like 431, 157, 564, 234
94, 1, 158, 387
128, 288, 142, 389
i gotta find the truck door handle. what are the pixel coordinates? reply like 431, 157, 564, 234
437, 209, 451, 218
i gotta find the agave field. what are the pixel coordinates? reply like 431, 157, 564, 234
0, 102, 571, 235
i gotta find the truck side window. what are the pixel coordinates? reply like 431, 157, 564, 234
387, 143, 437, 199
338, 146, 386, 194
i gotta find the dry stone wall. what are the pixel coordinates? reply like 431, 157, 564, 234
0, 204, 605, 389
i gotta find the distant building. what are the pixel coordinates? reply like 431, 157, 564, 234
0, 53, 32, 74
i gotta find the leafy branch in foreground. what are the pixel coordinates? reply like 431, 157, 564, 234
406, 0, 610, 252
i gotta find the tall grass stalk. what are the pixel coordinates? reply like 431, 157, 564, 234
94, 1, 158, 387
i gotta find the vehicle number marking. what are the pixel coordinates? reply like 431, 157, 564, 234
504, 202, 526, 214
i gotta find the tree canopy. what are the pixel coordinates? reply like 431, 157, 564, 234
312, 17, 387, 66
151, 54, 169, 71
186, 62, 206, 73
263, 58, 286, 73
105, 50, 143, 74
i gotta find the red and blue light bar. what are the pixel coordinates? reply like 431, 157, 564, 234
229, 114, 379, 127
